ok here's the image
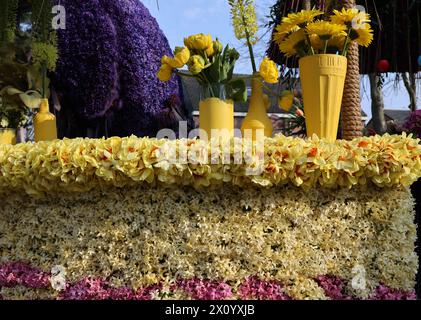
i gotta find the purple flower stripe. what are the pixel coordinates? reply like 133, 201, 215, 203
0, 263, 417, 300
238, 276, 291, 300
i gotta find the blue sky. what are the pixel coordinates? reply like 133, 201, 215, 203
142, 0, 417, 121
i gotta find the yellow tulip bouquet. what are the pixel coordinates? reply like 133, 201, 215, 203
274, 8, 373, 58
157, 34, 247, 102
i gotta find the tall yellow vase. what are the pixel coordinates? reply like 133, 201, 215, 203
34, 99, 57, 142
0, 128, 17, 145
241, 75, 273, 140
199, 98, 234, 140
299, 54, 347, 143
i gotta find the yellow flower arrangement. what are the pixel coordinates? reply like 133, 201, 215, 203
157, 34, 246, 102
0, 134, 420, 196
274, 8, 374, 57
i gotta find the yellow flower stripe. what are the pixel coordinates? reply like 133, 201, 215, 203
0, 185, 417, 299
0, 134, 420, 196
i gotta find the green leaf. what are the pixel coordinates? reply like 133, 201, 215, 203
19, 90, 42, 108
226, 78, 247, 102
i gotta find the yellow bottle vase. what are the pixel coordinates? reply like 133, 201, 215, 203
199, 98, 234, 140
34, 99, 57, 142
299, 54, 347, 143
0, 128, 17, 145
241, 75, 273, 140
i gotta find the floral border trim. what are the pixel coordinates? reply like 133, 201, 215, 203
0, 263, 416, 300
0, 134, 420, 195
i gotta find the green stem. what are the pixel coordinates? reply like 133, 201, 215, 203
324, 40, 328, 54
41, 62, 47, 99
342, 29, 351, 57
305, 34, 315, 55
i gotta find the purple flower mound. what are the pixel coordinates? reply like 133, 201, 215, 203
403, 110, 421, 139
53, 0, 185, 137
369, 284, 417, 300
238, 276, 291, 300
176, 278, 233, 300
0, 262, 50, 289
314, 275, 353, 300
58, 277, 161, 300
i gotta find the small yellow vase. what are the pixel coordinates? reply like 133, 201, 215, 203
0, 128, 17, 145
34, 99, 57, 142
199, 98, 234, 140
299, 54, 347, 143
241, 75, 273, 140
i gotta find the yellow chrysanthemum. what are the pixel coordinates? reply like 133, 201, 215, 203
306, 21, 347, 40
273, 24, 300, 45
350, 23, 374, 47
279, 29, 307, 57
282, 9, 323, 28
331, 8, 371, 27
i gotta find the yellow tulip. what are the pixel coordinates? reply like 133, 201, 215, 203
169, 47, 190, 69
187, 55, 205, 75
184, 33, 213, 51
205, 45, 215, 57
157, 63, 173, 82
278, 90, 294, 111
259, 58, 279, 84
161, 55, 172, 65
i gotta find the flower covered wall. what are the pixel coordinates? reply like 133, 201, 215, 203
52, 0, 187, 138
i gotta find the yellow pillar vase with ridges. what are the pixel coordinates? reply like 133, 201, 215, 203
0, 128, 17, 145
241, 75, 273, 140
299, 54, 347, 143
34, 99, 57, 142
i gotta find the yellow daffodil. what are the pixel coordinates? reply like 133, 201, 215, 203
279, 29, 307, 57
278, 90, 294, 111
157, 63, 173, 82
306, 21, 347, 41
184, 33, 213, 51
259, 58, 279, 84
187, 55, 205, 74
169, 47, 190, 69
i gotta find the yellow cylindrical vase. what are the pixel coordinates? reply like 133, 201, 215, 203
299, 54, 347, 143
0, 128, 17, 145
34, 99, 57, 142
199, 98, 234, 140
241, 75, 273, 140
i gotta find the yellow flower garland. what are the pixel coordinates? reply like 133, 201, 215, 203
0, 134, 420, 196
